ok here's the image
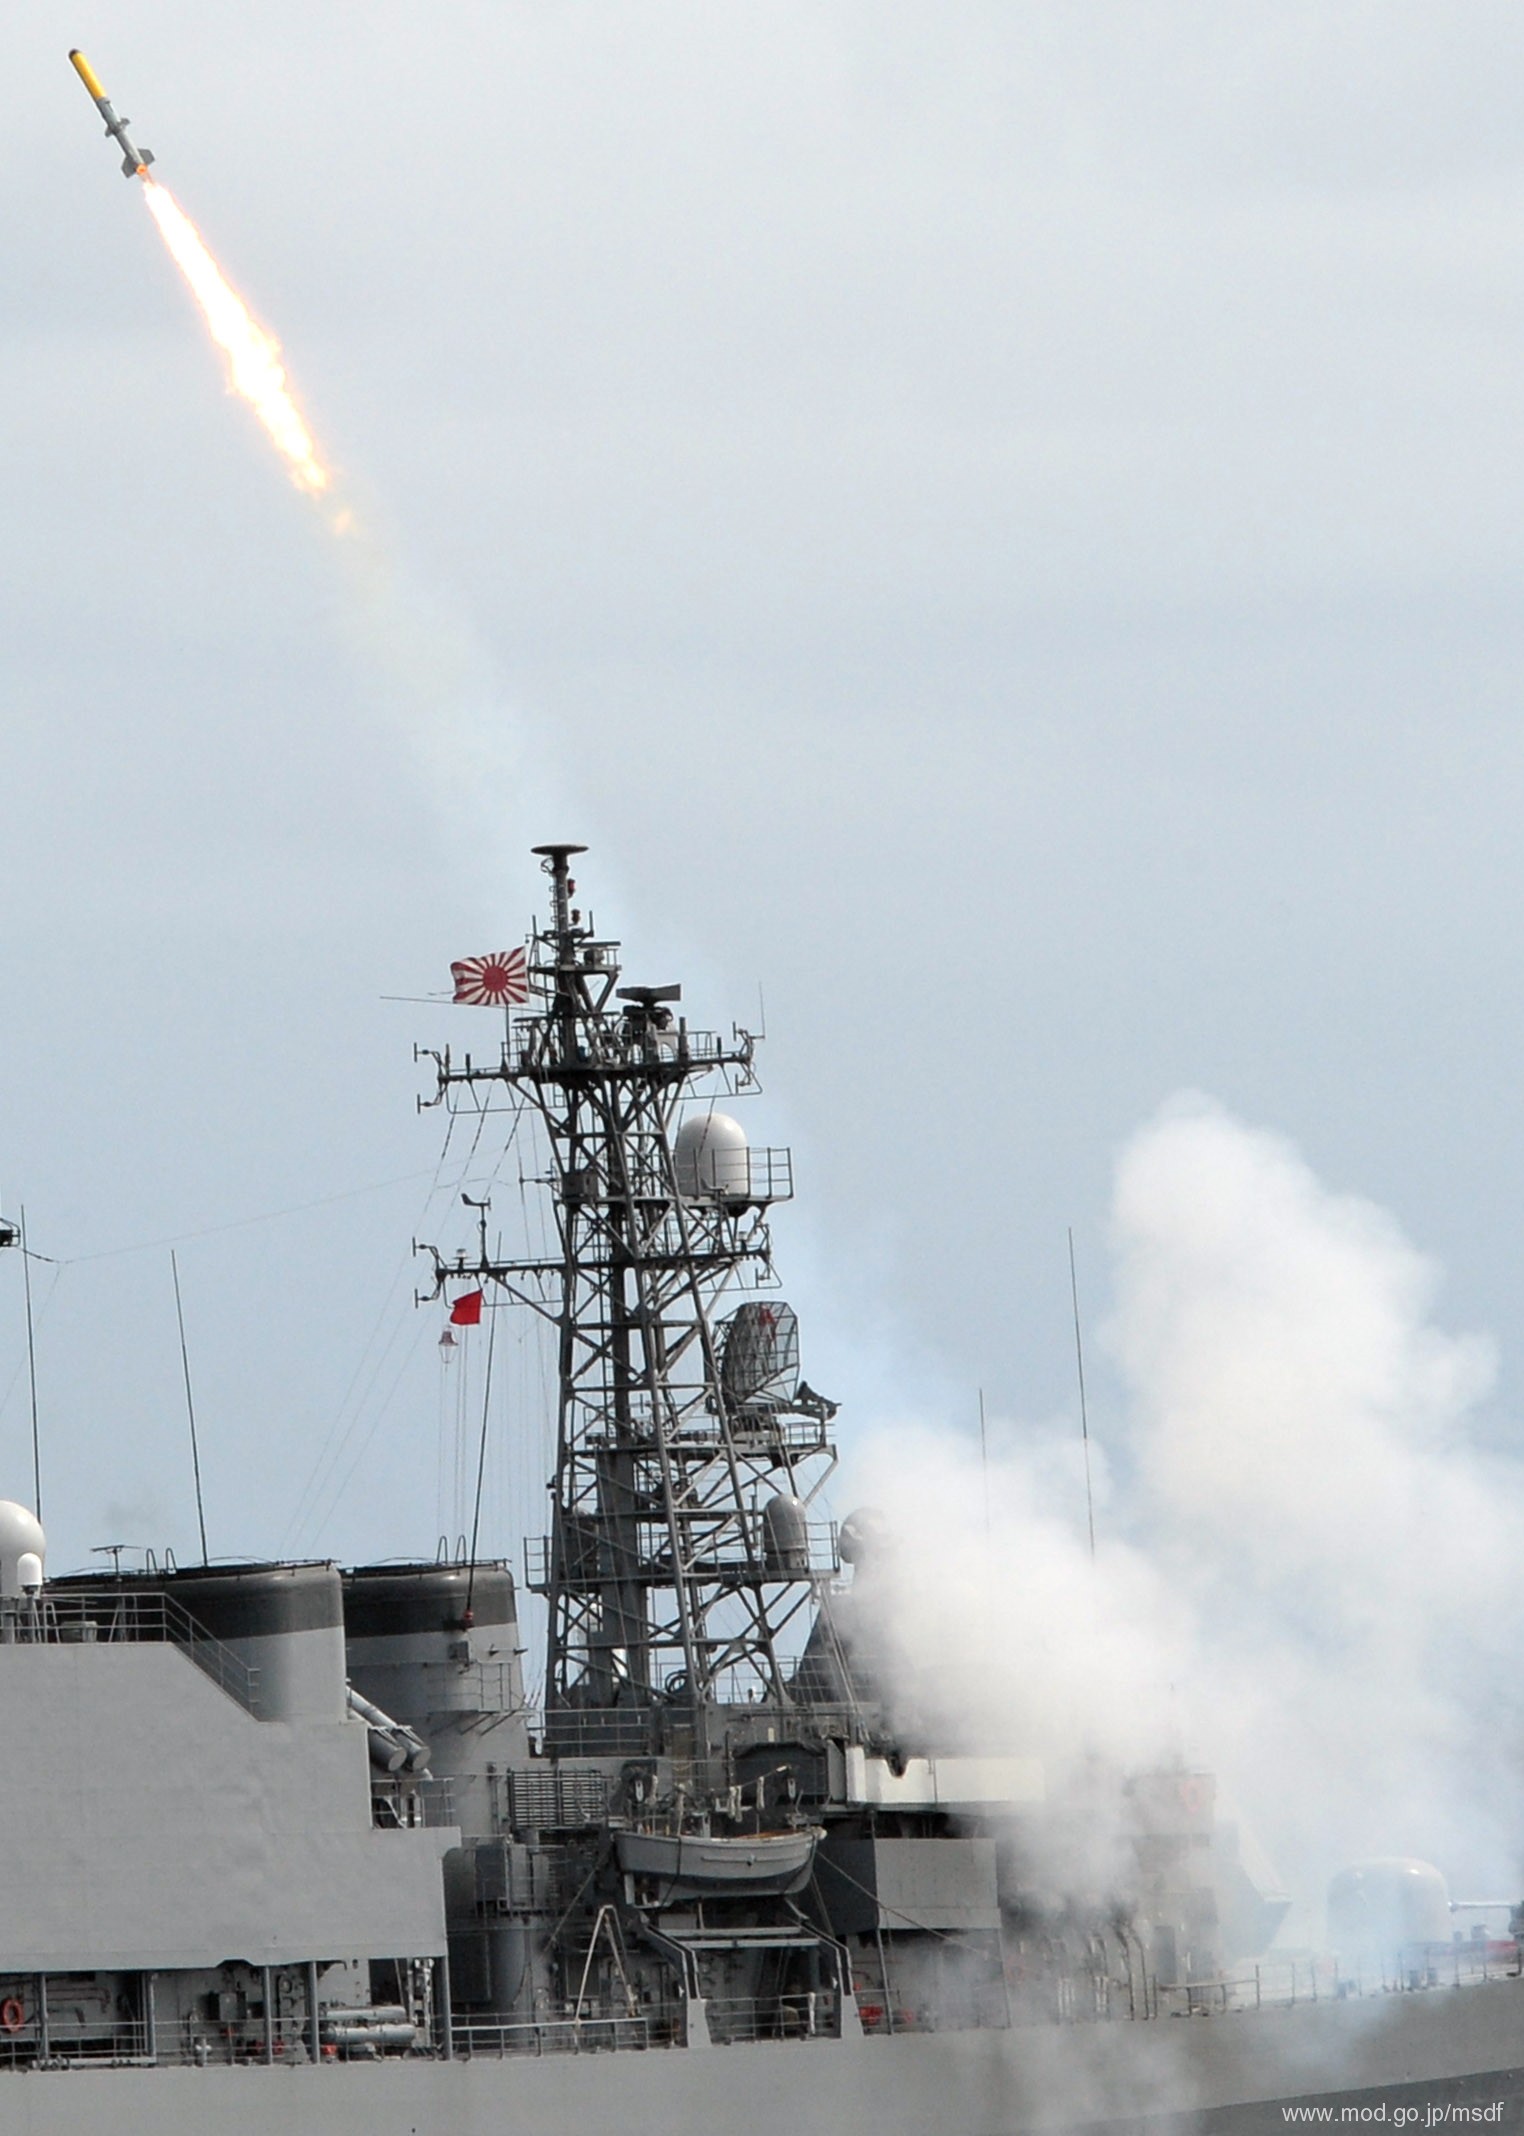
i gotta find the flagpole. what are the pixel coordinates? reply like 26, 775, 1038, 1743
465, 1290, 498, 1623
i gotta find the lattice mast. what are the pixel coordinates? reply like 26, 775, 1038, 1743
420, 845, 837, 1743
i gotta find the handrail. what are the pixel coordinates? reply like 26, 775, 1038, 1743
453, 2014, 653, 2057
4, 1591, 262, 1718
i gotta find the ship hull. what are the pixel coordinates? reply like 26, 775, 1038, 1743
6, 1982, 1523, 2134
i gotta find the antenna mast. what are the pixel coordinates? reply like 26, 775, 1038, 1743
419, 845, 840, 1759
171, 1251, 210, 1564
0, 1205, 42, 1519
1068, 1227, 1097, 1560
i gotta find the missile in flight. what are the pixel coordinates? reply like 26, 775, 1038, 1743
68, 49, 155, 178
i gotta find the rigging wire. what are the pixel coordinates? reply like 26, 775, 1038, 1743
300, 1311, 436, 1543
281, 1116, 464, 1551
286, 1091, 530, 1556
61, 1169, 441, 1265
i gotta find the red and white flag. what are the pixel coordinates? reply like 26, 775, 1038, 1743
450, 948, 528, 1006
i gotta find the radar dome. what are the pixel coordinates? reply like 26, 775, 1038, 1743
761, 1493, 810, 1575
673, 1112, 750, 1200
0, 1501, 45, 1599
1327, 1858, 1451, 1953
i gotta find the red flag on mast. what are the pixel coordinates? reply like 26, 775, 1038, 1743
449, 1290, 484, 1327
451, 949, 528, 1006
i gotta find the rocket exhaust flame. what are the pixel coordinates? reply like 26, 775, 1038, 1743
138, 179, 332, 500
69, 54, 340, 515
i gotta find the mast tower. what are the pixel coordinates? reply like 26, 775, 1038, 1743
420, 845, 839, 1755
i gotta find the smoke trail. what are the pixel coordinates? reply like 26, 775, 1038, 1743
131, 173, 559, 877
138, 178, 336, 507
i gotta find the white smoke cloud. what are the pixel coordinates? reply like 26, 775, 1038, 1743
847, 1093, 1524, 1934
1112, 1095, 1518, 1898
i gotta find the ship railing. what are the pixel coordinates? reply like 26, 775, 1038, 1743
674, 1028, 742, 1066
529, 1696, 880, 1761
177, 2017, 318, 2066
0, 2016, 153, 2068
452, 2013, 653, 2058
1145, 1945, 1517, 2022
372, 1773, 458, 1830
1179, 1955, 1340, 2015
726, 1148, 794, 1204
576, 1416, 834, 1458
630, 1521, 840, 1583
853, 1998, 934, 2036
535, 1708, 665, 1757
722, 1701, 882, 1748
551, 1413, 832, 1460
724, 1415, 835, 1456
702, 1672, 861, 1718
859, 1969, 1014, 2036
6, 1590, 262, 1718
525, 1517, 838, 1594
513, 1025, 743, 1074
703, 1990, 837, 2043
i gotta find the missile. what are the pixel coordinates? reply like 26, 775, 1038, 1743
68, 49, 155, 178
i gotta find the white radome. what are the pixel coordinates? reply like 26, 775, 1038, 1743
673, 1112, 751, 1199
0, 1500, 45, 1598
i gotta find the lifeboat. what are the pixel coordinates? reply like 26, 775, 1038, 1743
614, 1825, 821, 1901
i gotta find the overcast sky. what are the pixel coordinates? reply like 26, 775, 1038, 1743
7, 2, 1524, 1630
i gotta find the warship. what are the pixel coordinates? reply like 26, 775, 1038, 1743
0, 838, 1521, 2134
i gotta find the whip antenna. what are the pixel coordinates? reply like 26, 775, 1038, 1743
171, 1251, 210, 1564
20, 1209, 42, 1522
1068, 1227, 1097, 1561
978, 1386, 991, 1544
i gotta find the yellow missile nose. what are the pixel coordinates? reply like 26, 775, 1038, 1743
69, 49, 107, 101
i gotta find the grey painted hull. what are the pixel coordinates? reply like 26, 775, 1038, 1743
7, 1981, 1524, 2135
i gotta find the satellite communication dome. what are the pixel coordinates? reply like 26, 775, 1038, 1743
0, 1501, 45, 1599
673, 1112, 750, 1200
761, 1493, 810, 1575
1327, 1858, 1451, 1953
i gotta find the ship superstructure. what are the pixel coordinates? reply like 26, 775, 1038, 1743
413, 840, 886, 2040
0, 842, 1518, 2132
398, 842, 1265, 2047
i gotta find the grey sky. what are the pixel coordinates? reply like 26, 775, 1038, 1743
5, 1, 1524, 1612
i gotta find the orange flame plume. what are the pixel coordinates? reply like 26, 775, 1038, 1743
139, 178, 331, 499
